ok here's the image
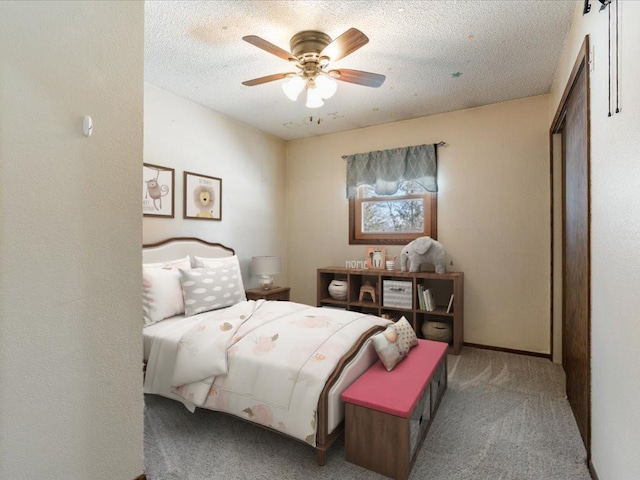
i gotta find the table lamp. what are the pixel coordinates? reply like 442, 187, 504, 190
251, 256, 281, 290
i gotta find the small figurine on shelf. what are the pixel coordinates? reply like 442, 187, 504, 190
359, 281, 377, 303
385, 256, 397, 271
400, 236, 447, 273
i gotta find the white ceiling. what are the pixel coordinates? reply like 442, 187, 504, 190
145, 0, 576, 141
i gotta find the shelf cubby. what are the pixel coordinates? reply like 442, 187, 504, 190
317, 267, 464, 354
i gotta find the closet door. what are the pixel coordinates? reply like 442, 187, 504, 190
561, 48, 590, 453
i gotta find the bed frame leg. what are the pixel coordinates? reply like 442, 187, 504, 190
315, 448, 327, 466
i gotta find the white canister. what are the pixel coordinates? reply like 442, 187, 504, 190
328, 280, 348, 300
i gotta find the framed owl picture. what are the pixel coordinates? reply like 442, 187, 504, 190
143, 163, 175, 218
183, 171, 222, 221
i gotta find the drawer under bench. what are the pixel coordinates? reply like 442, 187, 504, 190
341, 339, 448, 480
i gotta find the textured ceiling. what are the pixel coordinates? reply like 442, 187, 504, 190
145, 0, 575, 141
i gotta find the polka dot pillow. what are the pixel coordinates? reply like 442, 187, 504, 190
371, 316, 418, 371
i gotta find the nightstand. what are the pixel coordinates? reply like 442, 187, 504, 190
245, 286, 290, 301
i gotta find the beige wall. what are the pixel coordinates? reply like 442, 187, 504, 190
0, 2, 144, 479
143, 84, 288, 289
286, 94, 551, 354
549, 2, 640, 478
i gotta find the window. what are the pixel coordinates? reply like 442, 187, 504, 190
349, 181, 437, 245
345, 143, 439, 245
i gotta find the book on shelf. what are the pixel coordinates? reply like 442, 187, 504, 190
418, 284, 435, 311
417, 285, 426, 310
446, 294, 454, 313
424, 288, 436, 311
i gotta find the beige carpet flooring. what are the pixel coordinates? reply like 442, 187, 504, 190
144, 346, 592, 479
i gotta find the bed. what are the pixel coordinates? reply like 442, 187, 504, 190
142, 237, 391, 464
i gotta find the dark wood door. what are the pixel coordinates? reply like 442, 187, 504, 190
562, 60, 590, 453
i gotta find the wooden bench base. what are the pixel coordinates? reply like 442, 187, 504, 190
342, 340, 448, 480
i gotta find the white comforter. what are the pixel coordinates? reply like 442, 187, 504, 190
144, 300, 389, 445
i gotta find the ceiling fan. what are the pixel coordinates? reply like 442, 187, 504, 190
242, 28, 386, 108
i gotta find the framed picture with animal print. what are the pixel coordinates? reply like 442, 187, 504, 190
183, 171, 222, 221
365, 246, 386, 270
143, 163, 175, 218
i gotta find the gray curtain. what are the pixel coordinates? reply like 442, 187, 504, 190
345, 144, 438, 198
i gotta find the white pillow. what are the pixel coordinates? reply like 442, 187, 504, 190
192, 254, 236, 269
180, 259, 247, 317
142, 256, 191, 326
143, 256, 191, 270
143, 268, 186, 326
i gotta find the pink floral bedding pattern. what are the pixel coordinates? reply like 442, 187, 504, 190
145, 300, 390, 446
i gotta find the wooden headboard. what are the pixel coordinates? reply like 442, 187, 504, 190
142, 237, 235, 264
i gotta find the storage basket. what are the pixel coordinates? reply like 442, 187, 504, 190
421, 321, 452, 343
382, 280, 413, 309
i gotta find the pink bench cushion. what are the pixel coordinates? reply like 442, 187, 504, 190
341, 339, 447, 418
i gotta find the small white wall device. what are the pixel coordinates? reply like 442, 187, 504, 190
83, 115, 93, 137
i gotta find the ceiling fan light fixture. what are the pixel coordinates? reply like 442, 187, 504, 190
242, 28, 385, 109
282, 74, 306, 101
315, 73, 337, 99
305, 81, 324, 108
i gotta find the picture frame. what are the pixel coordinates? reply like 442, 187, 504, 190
183, 171, 222, 221
143, 163, 175, 218
365, 246, 386, 269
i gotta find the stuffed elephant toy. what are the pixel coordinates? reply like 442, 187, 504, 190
400, 236, 447, 274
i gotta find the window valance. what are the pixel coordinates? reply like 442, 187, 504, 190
344, 143, 438, 199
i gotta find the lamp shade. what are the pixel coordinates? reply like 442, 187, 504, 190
251, 256, 281, 290
282, 75, 305, 101
305, 81, 324, 108
315, 74, 337, 99
251, 256, 281, 275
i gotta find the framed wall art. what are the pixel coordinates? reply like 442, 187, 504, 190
365, 246, 386, 269
143, 163, 175, 218
184, 171, 222, 221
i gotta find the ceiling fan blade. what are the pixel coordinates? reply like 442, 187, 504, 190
242, 35, 296, 62
242, 72, 292, 86
331, 69, 386, 88
321, 28, 369, 62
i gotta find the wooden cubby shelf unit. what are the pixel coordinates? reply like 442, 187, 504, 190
317, 267, 464, 354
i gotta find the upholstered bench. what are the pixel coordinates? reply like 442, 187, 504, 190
341, 339, 448, 480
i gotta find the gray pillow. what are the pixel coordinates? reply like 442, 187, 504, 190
179, 264, 246, 317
